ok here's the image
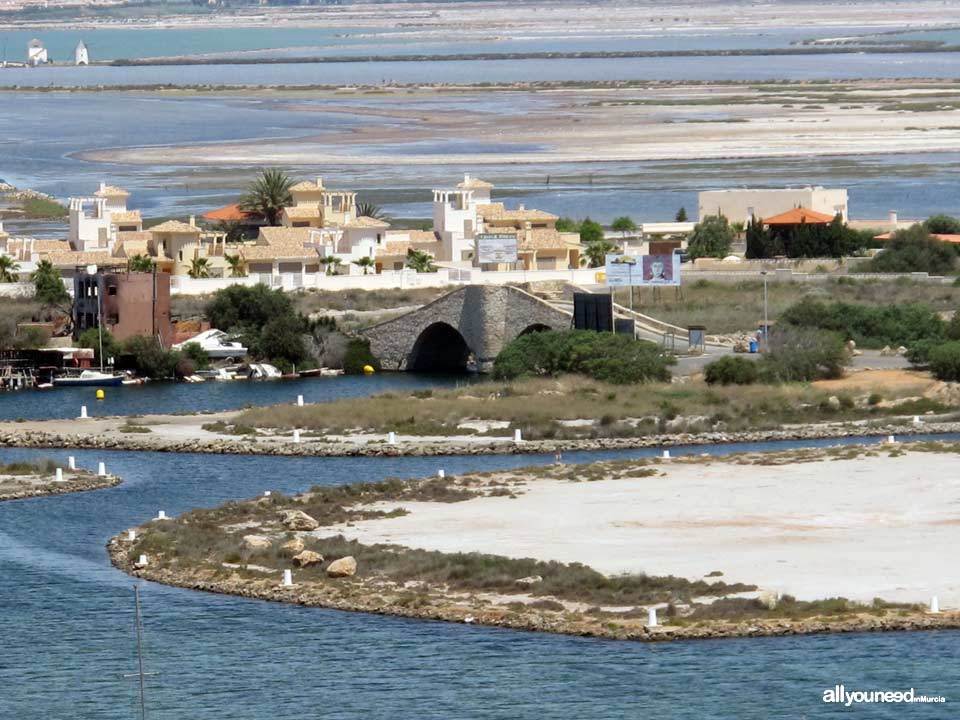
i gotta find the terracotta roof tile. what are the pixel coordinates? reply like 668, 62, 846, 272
763, 208, 835, 225
149, 220, 201, 234
110, 210, 142, 225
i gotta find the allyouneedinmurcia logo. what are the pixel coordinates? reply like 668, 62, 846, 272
823, 685, 946, 707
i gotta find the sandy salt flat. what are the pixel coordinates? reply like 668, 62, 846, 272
320, 451, 960, 605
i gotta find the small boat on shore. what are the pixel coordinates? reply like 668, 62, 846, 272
248, 363, 282, 380
52, 370, 125, 387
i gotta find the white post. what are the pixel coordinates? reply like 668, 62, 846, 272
127, 530, 136, 541
157, 510, 167, 520
138, 554, 148, 566
662, 450, 671, 460
282, 569, 293, 587
97, 461, 106, 477
913, 416, 922, 424
68, 456, 76, 470
887, 435, 896, 444
388, 431, 396, 444
297, 395, 304, 407
514, 428, 522, 443
647, 608, 658, 627
55, 467, 63, 482
264, 490, 272, 497
293, 429, 301, 444
438, 469, 445, 478
80, 405, 88, 419
930, 596, 940, 614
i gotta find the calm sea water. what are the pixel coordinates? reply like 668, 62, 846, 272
0, 373, 473, 421
0, 436, 957, 719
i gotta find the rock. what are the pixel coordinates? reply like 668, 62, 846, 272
897, 346, 908, 356
292, 550, 324, 568
281, 537, 305, 554
242, 535, 272, 551
280, 510, 319, 531
845, 339, 856, 351
326, 556, 357, 578
514, 575, 543, 589
826, 395, 841, 410
879, 345, 895, 357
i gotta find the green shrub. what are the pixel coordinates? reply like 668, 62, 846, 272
122, 335, 181, 379
923, 214, 960, 235
760, 326, 849, 382
343, 338, 381, 375
866, 225, 957, 274
780, 297, 945, 348
906, 338, 940, 366
687, 215, 733, 259
179, 342, 210, 370
703, 356, 759, 385
493, 330, 673, 384
927, 341, 960, 381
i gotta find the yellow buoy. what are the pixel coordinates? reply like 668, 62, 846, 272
95, 389, 105, 400
362, 364, 375, 375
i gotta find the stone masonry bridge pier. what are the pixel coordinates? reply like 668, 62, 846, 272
361, 285, 572, 372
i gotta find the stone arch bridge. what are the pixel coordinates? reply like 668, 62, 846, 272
361, 285, 572, 373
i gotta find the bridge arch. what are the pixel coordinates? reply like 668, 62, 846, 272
408, 322, 473, 373
519, 323, 552, 337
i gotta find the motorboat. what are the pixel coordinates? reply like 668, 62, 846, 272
173, 329, 248, 361
53, 370, 125, 387
248, 363, 282, 380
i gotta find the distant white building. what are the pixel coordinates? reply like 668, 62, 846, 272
698, 186, 848, 224
27, 39, 48, 66
68, 182, 142, 252
75, 41, 89, 66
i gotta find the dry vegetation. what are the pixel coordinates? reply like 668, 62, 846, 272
233, 374, 953, 439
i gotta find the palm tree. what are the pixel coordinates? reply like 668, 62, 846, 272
731, 221, 746, 240
584, 239, 618, 268
356, 201, 388, 221
128, 254, 154, 272
320, 255, 342, 276
354, 256, 376, 275
238, 169, 294, 226
188, 257, 211, 279
224, 253, 247, 278
31, 259, 69, 307
405, 248, 436, 273
0, 255, 21, 283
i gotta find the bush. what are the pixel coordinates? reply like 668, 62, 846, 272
906, 338, 940, 366
122, 335, 182, 379
760, 326, 849, 382
923, 214, 960, 235
780, 297, 945, 348
178, 342, 210, 370
343, 338, 380, 375
493, 330, 674, 384
928, 341, 960, 381
78, 327, 121, 364
687, 215, 734, 259
703, 356, 759, 385
866, 225, 957, 274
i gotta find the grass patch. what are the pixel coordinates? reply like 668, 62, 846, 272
20, 197, 68, 219
119, 423, 152, 434
0, 459, 57, 475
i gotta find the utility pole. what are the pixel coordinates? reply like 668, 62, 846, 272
760, 270, 769, 348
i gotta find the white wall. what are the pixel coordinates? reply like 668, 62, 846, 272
0, 282, 36, 298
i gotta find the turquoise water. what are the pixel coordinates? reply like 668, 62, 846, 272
0, 436, 957, 718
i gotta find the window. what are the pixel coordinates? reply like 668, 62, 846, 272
107, 285, 117, 296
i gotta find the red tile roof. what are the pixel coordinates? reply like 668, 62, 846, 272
202, 203, 259, 223
874, 232, 960, 244
763, 208, 836, 225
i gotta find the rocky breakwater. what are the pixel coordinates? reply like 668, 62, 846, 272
0, 468, 121, 502
5, 420, 960, 458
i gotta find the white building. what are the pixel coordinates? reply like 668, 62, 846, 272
75, 41, 89, 66
432, 175, 497, 262
27, 39, 48, 66
68, 182, 142, 252
697, 187, 848, 224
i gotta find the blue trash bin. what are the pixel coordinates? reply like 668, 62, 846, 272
749, 339, 758, 353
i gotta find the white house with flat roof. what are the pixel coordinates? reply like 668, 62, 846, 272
698, 187, 848, 224
68, 182, 142, 252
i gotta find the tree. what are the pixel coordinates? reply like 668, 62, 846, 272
354, 256, 376, 275
320, 255, 342, 276
867, 225, 957, 274
556, 217, 579, 233
343, 338, 380, 374
122, 335, 182, 379
258, 312, 308, 368
188, 257, 211, 279
675, 207, 688, 222
179, 342, 210, 370
760, 326, 850, 382
687, 215, 734, 259
744, 216, 768, 259
611, 216, 637, 239
206, 284, 294, 333
405, 248, 436, 273
356, 202, 388, 220
730, 221, 745, 239
0, 255, 20, 283
217, 220, 248, 243
584, 239, 618, 268
128, 254, 154, 272
78, 326, 121, 365
238, 169, 294, 226
31, 259, 69, 308
579, 217, 605, 245
923, 214, 960, 235
224, 253, 247, 278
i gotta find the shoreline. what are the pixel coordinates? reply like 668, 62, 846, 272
4, 419, 960, 457
0, 470, 121, 501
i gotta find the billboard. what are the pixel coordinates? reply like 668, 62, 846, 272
476, 233, 518, 264
605, 253, 681, 287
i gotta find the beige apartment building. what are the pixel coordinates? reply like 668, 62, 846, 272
698, 187, 848, 224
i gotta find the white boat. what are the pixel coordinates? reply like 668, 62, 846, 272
213, 368, 240, 381
248, 363, 282, 380
173, 329, 248, 361
52, 370, 125, 387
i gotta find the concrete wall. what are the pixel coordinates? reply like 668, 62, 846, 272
698, 188, 848, 223
0, 282, 35, 298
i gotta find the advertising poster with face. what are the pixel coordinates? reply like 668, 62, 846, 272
640, 254, 681, 286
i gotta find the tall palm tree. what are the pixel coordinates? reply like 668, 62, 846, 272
356, 201, 388, 220
584, 240, 617, 268
128, 254, 154, 272
188, 257, 211, 279
0, 255, 21, 283
354, 256, 375, 275
238, 169, 294, 226
405, 248, 436, 273
224, 253, 247, 278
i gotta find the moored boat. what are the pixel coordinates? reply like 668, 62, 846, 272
52, 370, 125, 387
